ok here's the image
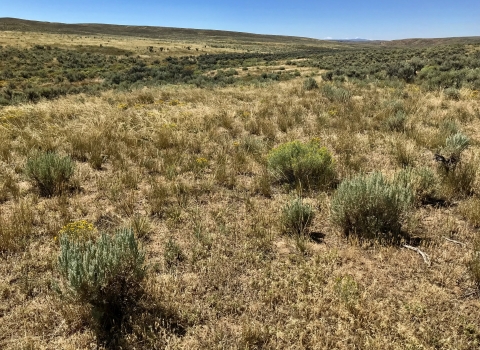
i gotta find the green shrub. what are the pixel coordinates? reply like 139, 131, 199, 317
281, 197, 315, 235
322, 84, 351, 102
394, 167, 438, 204
330, 172, 413, 240
322, 71, 333, 81
303, 77, 318, 90
267, 139, 336, 189
58, 228, 145, 335
443, 132, 470, 160
25, 151, 75, 196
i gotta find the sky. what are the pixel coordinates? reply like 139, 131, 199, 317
2, 1, 479, 40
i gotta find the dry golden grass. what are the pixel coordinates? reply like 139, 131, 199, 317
0, 30, 248, 59
1, 39, 480, 348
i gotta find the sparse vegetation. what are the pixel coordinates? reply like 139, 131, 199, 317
1, 22, 480, 350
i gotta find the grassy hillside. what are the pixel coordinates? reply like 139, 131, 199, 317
0, 17, 333, 46
1, 23, 480, 349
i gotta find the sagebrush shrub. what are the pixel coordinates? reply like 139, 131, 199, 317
58, 228, 145, 334
443, 132, 470, 160
330, 172, 413, 240
25, 151, 75, 196
322, 84, 351, 102
281, 197, 315, 235
267, 139, 335, 189
303, 77, 318, 90
395, 167, 438, 204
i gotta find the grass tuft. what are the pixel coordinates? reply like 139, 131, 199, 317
25, 151, 75, 197
281, 197, 315, 236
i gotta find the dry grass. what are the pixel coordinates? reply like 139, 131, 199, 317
0, 30, 245, 59
1, 34, 480, 349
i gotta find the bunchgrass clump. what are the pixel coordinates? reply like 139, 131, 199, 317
58, 228, 145, 339
0, 200, 34, 252
281, 197, 315, 236
330, 172, 413, 241
25, 151, 75, 196
468, 239, 480, 290
386, 110, 408, 132
440, 161, 477, 198
164, 237, 186, 269
459, 197, 480, 227
267, 139, 336, 190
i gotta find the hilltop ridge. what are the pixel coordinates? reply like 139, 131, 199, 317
0, 17, 328, 45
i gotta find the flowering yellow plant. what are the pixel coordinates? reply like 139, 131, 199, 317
327, 109, 337, 116
169, 99, 180, 106
196, 157, 208, 166
56, 220, 96, 243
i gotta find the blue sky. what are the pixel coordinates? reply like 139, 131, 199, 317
2, 1, 479, 40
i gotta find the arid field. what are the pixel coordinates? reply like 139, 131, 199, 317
1, 19, 480, 349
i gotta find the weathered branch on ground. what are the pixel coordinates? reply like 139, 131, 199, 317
403, 244, 431, 266
443, 237, 466, 247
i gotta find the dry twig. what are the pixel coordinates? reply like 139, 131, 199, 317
403, 244, 431, 266
443, 237, 466, 247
